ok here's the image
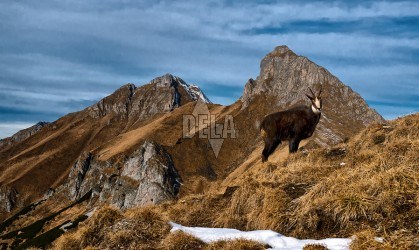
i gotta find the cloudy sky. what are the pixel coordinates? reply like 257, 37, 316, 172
0, 0, 418, 139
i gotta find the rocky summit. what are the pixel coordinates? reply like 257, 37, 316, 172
88, 73, 210, 121
0, 46, 385, 249
241, 45, 384, 146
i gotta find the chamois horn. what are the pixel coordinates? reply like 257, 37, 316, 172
308, 87, 315, 98
318, 85, 322, 97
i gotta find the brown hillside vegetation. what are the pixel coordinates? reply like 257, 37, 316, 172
53, 206, 265, 250
167, 113, 419, 248
54, 113, 419, 249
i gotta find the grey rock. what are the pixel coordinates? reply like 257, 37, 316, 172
0, 186, 18, 212
63, 140, 181, 209
87, 83, 136, 119
66, 152, 93, 200
43, 188, 55, 200
241, 45, 384, 145
120, 141, 181, 206
88, 74, 210, 121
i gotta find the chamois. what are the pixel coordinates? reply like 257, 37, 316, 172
260, 86, 323, 162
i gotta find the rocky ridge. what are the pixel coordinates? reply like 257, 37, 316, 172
88, 73, 210, 121
0, 122, 50, 149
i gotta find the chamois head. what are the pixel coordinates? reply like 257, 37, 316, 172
305, 86, 322, 114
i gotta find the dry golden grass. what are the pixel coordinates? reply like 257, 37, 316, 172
160, 231, 205, 250
302, 243, 328, 250
53, 205, 170, 250
205, 238, 266, 250
165, 194, 228, 227
163, 114, 419, 244
52, 204, 269, 250
52, 114, 419, 249
52, 206, 122, 249
52, 231, 82, 250
350, 228, 419, 250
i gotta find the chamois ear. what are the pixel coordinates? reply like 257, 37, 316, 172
305, 94, 314, 100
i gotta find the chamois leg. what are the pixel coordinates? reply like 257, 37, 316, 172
289, 137, 301, 153
262, 137, 281, 162
262, 138, 271, 162
261, 128, 269, 162
268, 137, 281, 156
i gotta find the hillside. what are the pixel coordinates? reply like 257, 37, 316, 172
0, 46, 389, 249
0, 74, 211, 213
54, 113, 419, 249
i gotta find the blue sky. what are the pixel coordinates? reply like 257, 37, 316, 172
1, 0, 418, 139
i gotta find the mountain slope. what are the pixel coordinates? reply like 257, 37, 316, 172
0, 45, 387, 249
0, 74, 209, 214
53, 113, 419, 249
0, 46, 384, 214
162, 113, 418, 247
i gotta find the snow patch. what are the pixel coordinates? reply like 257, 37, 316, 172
85, 209, 96, 218
170, 222, 352, 250
174, 76, 211, 103
374, 237, 384, 243
59, 221, 73, 232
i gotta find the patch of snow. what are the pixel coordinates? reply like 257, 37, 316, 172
170, 222, 352, 250
189, 84, 212, 104
374, 237, 384, 243
59, 222, 73, 232
174, 76, 211, 103
85, 209, 96, 218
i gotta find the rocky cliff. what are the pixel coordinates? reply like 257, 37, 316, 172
63, 140, 181, 209
0, 186, 17, 212
240, 46, 384, 146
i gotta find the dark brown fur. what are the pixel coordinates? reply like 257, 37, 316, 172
260, 88, 322, 162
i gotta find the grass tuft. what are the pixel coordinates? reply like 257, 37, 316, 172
160, 231, 205, 250
205, 238, 266, 250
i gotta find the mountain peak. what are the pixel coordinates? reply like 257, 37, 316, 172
149, 73, 211, 103
87, 74, 210, 121
241, 45, 384, 146
267, 45, 297, 59
150, 73, 176, 88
